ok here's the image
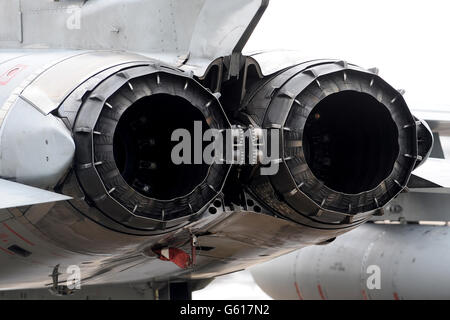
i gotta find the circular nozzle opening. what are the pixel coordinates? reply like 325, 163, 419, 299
113, 94, 209, 200
75, 66, 231, 230
303, 91, 399, 194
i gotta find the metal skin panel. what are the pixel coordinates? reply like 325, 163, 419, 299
0, 0, 201, 53
20, 51, 150, 114
189, 0, 268, 59
372, 191, 450, 222
251, 223, 450, 300
247, 50, 321, 76
0, 1, 21, 43
183, 0, 269, 75
0, 207, 351, 290
0, 0, 268, 77
0, 214, 101, 291
0, 51, 32, 65
0, 283, 157, 300
0, 51, 89, 114
0, 209, 12, 223
0, 97, 75, 189
0, 179, 70, 210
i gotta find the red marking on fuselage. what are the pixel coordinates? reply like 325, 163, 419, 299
362, 290, 368, 300
30, 259, 47, 266
3, 223, 35, 246
317, 284, 326, 300
0, 65, 27, 86
0, 246, 14, 256
49, 251, 68, 259
393, 292, 400, 300
294, 282, 304, 300
0, 233, 8, 243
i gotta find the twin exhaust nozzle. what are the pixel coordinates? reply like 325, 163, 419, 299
70, 59, 431, 230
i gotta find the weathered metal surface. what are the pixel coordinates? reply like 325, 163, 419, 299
0, 0, 268, 77
252, 223, 450, 300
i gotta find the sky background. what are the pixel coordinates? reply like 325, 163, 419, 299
244, 0, 450, 110
194, 0, 450, 300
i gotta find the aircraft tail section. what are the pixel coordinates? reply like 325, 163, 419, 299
0, 0, 269, 75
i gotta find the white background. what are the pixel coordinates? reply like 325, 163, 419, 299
194, 0, 450, 300
244, 0, 450, 110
